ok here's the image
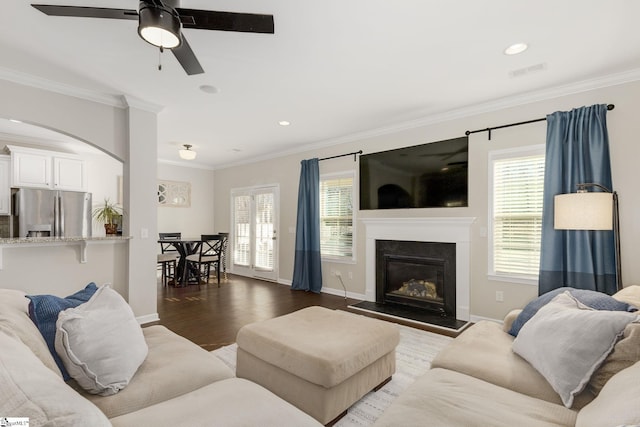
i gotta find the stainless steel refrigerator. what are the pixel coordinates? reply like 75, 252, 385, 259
13, 188, 92, 238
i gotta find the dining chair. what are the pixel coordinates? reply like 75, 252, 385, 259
185, 234, 222, 287
158, 232, 181, 286
217, 232, 229, 280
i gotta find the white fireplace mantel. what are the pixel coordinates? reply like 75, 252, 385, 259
361, 217, 475, 321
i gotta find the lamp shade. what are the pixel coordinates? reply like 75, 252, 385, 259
178, 144, 197, 160
138, 3, 182, 48
554, 192, 613, 230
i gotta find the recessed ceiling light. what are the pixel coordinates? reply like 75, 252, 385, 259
504, 42, 528, 55
278, 120, 290, 126
199, 85, 219, 94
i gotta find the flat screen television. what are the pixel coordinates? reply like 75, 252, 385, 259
359, 136, 468, 210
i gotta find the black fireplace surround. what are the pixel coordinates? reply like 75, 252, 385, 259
376, 240, 456, 318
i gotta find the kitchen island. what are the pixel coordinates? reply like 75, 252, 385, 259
0, 235, 132, 269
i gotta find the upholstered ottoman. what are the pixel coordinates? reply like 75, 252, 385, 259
236, 306, 400, 424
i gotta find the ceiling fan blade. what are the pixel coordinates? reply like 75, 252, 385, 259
176, 8, 274, 34
171, 36, 204, 75
31, 4, 138, 20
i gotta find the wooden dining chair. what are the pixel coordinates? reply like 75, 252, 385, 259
185, 234, 222, 286
158, 232, 181, 286
217, 232, 229, 280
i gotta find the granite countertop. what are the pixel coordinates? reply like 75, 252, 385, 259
0, 236, 132, 244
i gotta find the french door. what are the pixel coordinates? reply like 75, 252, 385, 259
231, 185, 279, 281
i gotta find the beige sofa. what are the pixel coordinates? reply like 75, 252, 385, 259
374, 286, 640, 427
0, 288, 321, 427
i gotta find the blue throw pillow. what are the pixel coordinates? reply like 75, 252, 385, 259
26, 283, 99, 380
508, 287, 638, 337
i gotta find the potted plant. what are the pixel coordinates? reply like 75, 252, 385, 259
92, 198, 123, 235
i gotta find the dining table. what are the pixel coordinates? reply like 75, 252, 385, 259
158, 237, 203, 287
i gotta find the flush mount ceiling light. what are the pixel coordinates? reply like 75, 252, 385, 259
504, 42, 528, 55
178, 144, 197, 160
137, 2, 182, 49
278, 120, 291, 126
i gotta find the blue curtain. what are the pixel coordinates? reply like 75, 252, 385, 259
539, 104, 616, 295
291, 158, 322, 292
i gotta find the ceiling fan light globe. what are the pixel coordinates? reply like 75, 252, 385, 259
138, 3, 182, 49
139, 27, 180, 48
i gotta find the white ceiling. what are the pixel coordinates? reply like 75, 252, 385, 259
2, 0, 640, 168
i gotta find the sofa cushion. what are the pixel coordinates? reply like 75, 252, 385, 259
0, 330, 110, 427
512, 291, 638, 408
71, 325, 234, 418
431, 320, 593, 407
55, 285, 148, 396
373, 368, 578, 427
588, 321, 640, 395
26, 283, 98, 379
110, 378, 322, 427
0, 289, 61, 378
613, 284, 640, 308
509, 286, 636, 337
576, 361, 640, 427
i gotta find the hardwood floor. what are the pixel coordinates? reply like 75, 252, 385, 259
152, 274, 361, 351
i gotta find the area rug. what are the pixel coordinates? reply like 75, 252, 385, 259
211, 323, 453, 426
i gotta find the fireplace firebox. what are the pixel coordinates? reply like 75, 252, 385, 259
376, 240, 456, 318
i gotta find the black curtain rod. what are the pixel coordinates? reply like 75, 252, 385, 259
319, 150, 363, 162
465, 104, 615, 140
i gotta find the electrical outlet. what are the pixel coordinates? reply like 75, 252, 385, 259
348, 271, 353, 279
496, 291, 504, 302
335, 271, 342, 277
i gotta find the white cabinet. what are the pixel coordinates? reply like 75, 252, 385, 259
52, 156, 86, 191
11, 150, 51, 189
7, 146, 87, 192
0, 155, 10, 215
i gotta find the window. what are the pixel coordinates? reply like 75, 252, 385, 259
320, 173, 354, 261
489, 146, 545, 284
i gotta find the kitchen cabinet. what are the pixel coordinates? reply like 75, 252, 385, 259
53, 156, 86, 191
7, 145, 87, 192
0, 155, 10, 215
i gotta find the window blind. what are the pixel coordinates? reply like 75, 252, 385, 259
492, 154, 545, 277
320, 176, 353, 259
233, 194, 251, 267
254, 192, 274, 269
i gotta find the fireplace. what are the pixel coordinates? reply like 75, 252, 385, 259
361, 217, 474, 323
376, 240, 456, 318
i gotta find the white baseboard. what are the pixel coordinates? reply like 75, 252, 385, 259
136, 313, 160, 325
469, 314, 502, 325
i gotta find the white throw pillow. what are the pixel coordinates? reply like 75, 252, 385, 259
0, 330, 110, 426
55, 285, 148, 396
512, 291, 639, 408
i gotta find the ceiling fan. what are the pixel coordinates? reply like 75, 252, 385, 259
31, 1, 275, 75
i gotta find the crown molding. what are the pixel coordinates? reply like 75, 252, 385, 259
158, 158, 215, 171
0, 67, 165, 114
0, 131, 62, 147
121, 95, 164, 114
0, 66, 127, 108
315, 67, 640, 146
216, 67, 640, 170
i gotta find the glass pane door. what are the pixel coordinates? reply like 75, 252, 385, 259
231, 186, 278, 281
254, 190, 274, 271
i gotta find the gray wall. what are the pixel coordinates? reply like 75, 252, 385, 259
0, 80, 158, 322
213, 80, 640, 322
